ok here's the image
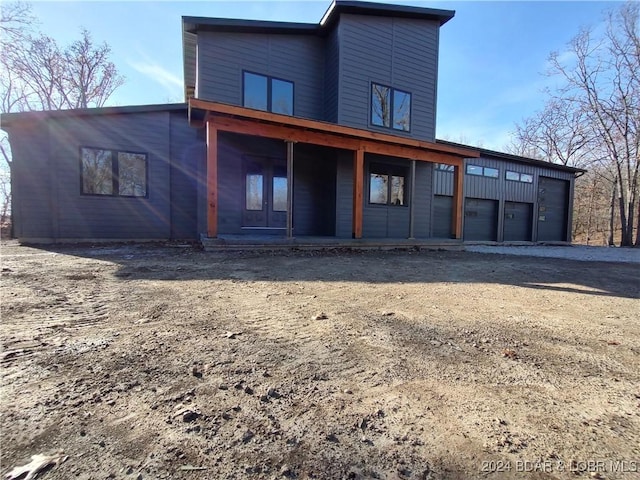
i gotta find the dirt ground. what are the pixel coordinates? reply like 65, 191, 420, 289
1, 242, 639, 480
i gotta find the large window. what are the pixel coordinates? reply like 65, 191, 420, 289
243, 72, 293, 115
371, 83, 411, 132
81, 147, 147, 197
369, 163, 407, 206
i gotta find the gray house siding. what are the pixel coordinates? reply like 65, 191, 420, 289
170, 112, 204, 239
337, 14, 439, 141
363, 155, 411, 238
8, 121, 53, 240
197, 32, 325, 121
413, 162, 432, 238
324, 26, 340, 124
335, 151, 353, 238
49, 112, 172, 240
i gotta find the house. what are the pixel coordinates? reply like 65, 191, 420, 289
0, 1, 584, 245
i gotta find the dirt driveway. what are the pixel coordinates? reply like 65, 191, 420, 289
1, 243, 639, 480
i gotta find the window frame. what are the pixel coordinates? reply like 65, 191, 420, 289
370, 82, 412, 133
505, 170, 534, 184
466, 164, 500, 179
242, 70, 294, 116
368, 162, 408, 207
80, 146, 149, 198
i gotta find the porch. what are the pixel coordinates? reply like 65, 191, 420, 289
189, 99, 479, 242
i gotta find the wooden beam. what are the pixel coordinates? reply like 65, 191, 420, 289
206, 121, 218, 238
190, 98, 480, 158
409, 160, 416, 239
211, 116, 465, 165
286, 141, 294, 239
452, 163, 464, 239
353, 148, 364, 239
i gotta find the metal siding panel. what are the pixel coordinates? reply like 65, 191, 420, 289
464, 198, 498, 241
433, 169, 454, 196
537, 177, 569, 241
197, 32, 324, 120
503, 201, 532, 241
337, 14, 438, 141
432, 195, 452, 238
49, 112, 172, 239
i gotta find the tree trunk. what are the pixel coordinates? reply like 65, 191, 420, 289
609, 179, 617, 246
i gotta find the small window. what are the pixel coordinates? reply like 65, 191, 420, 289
371, 83, 411, 131
506, 171, 520, 181
81, 147, 147, 197
520, 173, 533, 183
243, 72, 293, 115
369, 163, 407, 206
484, 167, 499, 178
467, 164, 499, 178
435, 163, 455, 172
466, 164, 483, 176
272, 176, 288, 212
506, 170, 534, 183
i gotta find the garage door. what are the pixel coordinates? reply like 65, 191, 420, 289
537, 177, 568, 242
432, 195, 453, 238
464, 198, 498, 241
504, 202, 532, 241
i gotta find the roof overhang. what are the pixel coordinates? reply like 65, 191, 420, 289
189, 98, 478, 165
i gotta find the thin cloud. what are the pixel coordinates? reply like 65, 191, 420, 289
128, 59, 183, 95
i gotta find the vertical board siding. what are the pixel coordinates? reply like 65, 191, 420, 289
537, 177, 569, 242
48, 112, 172, 239
337, 14, 439, 141
292, 144, 337, 236
324, 27, 340, 123
197, 32, 325, 121
8, 122, 53, 239
413, 162, 432, 238
362, 155, 411, 238
335, 151, 353, 238
170, 112, 203, 239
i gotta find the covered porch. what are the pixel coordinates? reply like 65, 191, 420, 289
189, 99, 479, 242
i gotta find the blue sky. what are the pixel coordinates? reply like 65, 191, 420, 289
29, 0, 616, 151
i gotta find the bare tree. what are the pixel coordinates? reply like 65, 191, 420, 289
0, 2, 125, 234
512, 2, 639, 246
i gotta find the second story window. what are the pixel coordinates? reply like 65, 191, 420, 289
243, 72, 293, 115
371, 83, 411, 132
466, 164, 499, 178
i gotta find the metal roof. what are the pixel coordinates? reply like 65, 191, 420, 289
1, 103, 187, 127
436, 139, 587, 174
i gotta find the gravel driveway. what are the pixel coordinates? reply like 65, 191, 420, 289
466, 244, 640, 264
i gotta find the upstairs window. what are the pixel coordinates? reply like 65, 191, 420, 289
369, 163, 407, 206
466, 164, 499, 178
243, 72, 293, 115
371, 83, 411, 132
81, 147, 147, 197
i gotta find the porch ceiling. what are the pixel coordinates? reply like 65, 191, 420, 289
189, 98, 479, 165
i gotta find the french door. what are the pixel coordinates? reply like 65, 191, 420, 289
242, 156, 288, 229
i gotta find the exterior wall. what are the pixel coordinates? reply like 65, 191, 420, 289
335, 151, 353, 238
324, 26, 340, 124
433, 155, 576, 242
197, 32, 325, 121
337, 14, 439, 141
170, 112, 204, 239
413, 162, 432, 238
8, 121, 53, 240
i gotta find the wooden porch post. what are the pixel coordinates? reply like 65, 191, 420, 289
353, 148, 364, 239
409, 160, 416, 239
206, 121, 218, 238
286, 141, 294, 239
452, 162, 464, 239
